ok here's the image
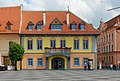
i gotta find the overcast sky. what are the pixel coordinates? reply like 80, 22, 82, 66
0, 0, 120, 29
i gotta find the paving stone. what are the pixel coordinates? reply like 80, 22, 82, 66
0, 70, 120, 81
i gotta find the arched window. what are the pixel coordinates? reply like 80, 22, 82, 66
50, 38, 56, 48
27, 38, 33, 50
37, 38, 42, 50
83, 37, 89, 49
60, 38, 66, 48
74, 37, 79, 49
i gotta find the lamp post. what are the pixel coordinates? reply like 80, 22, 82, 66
107, 7, 120, 11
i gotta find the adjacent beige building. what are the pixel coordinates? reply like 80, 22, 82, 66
0, 6, 21, 66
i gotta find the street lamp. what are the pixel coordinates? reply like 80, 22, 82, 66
107, 7, 120, 11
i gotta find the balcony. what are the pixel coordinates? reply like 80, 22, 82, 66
45, 47, 71, 57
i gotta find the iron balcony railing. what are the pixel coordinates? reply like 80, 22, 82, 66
45, 47, 71, 54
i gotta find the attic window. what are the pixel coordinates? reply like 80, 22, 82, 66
80, 21, 85, 30
50, 18, 62, 30
70, 21, 77, 30
80, 24, 85, 30
28, 21, 34, 30
36, 21, 42, 30
6, 21, 13, 30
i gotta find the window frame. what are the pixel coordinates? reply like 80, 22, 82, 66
27, 39, 33, 50
37, 58, 43, 66
37, 39, 42, 50
50, 40, 56, 48
60, 40, 66, 48
51, 24, 62, 30
28, 24, 33, 30
80, 24, 85, 30
83, 40, 89, 50
71, 24, 76, 30
82, 57, 89, 65
73, 57, 80, 66
36, 24, 42, 30
27, 58, 33, 66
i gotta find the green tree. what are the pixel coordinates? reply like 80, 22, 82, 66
9, 42, 24, 70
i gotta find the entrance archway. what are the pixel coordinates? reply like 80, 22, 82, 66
52, 57, 65, 70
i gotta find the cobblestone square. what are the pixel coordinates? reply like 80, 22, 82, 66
0, 70, 120, 81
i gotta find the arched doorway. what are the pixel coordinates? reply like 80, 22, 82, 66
52, 57, 65, 70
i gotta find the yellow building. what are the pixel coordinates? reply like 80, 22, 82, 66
20, 10, 99, 70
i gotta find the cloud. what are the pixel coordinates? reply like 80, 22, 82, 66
0, 0, 119, 28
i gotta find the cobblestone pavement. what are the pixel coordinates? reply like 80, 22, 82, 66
0, 70, 120, 81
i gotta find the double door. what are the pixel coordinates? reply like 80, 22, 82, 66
52, 58, 64, 70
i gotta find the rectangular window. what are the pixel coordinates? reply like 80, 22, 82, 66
37, 58, 43, 66
60, 40, 66, 48
28, 25, 33, 30
80, 24, 85, 30
51, 24, 62, 30
83, 40, 88, 49
71, 24, 76, 30
37, 40, 42, 50
50, 40, 56, 48
83, 58, 88, 65
27, 40, 33, 50
37, 24, 42, 30
109, 34, 110, 41
74, 58, 79, 66
74, 40, 79, 49
112, 33, 113, 40
112, 45, 113, 52
27, 58, 33, 66
109, 45, 110, 52
7, 25, 11, 30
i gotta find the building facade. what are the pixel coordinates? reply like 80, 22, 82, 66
97, 14, 120, 69
20, 11, 98, 70
0, 6, 98, 70
0, 6, 22, 67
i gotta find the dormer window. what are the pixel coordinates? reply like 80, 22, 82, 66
70, 21, 77, 30
80, 24, 85, 30
7, 25, 12, 30
28, 21, 34, 30
51, 24, 62, 30
6, 21, 13, 30
50, 18, 62, 30
80, 21, 85, 30
36, 21, 42, 30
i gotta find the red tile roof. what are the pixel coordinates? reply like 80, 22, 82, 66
0, 6, 21, 33
0, 6, 98, 35
20, 11, 98, 35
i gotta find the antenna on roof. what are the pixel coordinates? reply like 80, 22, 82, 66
67, 6, 69, 12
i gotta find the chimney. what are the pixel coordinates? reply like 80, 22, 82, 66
66, 12, 69, 26
43, 11, 46, 26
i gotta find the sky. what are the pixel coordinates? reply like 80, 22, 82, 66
0, 0, 120, 29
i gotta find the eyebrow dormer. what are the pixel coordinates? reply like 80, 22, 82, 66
50, 18, 62, 30
27, 21, 34, 30
6, 21, 13, 30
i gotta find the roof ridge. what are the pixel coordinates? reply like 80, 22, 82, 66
23, 10, 67, 12
0, 6, 21, 9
